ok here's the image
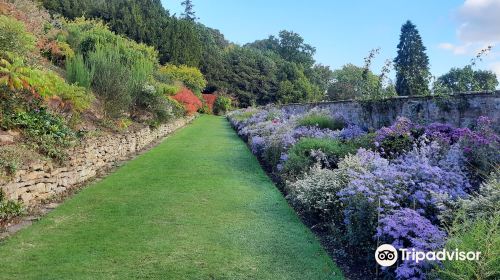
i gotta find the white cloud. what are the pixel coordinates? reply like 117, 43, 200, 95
490, 62, 500, 78
437, 42, 471, 55
438, 0, 499, 60
457, 0, 500, 43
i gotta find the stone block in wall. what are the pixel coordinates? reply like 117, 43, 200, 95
29, 162, 44, 172
21, 171, 46, 182
28, 183, 46, 194
19, 192, 33, 202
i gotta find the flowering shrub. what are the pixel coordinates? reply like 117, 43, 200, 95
337, 150, 406, 256
377, 208, 446, 280
375, 117, 423, 158
394, 141, 470, 221
460, 116, 500, 180
287, 166, 344, 223
227, 107, 260, 124
172, 87, 202, 115
424, 122, 463, 145
202, 94, 217, 113
227, 105, 499, 280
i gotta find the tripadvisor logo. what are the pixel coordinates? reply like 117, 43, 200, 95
375, 244, 398, 266
375, 244, 481, 267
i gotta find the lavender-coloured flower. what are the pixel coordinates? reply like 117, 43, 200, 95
376, 208, 446, 280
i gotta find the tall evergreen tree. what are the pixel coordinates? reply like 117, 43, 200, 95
394, 20, 430, 96
181, 0, 197, 21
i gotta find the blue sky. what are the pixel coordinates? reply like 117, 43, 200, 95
161, 0, 500, 80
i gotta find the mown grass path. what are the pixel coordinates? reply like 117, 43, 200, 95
0, 115, 342, 279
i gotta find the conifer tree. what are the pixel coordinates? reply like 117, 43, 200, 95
181, 0, 197, 21
394, 20, 430, 96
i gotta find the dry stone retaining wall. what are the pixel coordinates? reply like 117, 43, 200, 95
0, 117, 194, 206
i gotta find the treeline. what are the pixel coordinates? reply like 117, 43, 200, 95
42, 1, 498, 106
41, 0, 331, 106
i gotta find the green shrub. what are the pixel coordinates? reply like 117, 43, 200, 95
66, 18, 162, 118
166, 97, 185, 117
199, 104, 211, 114
461, 172, 499, 221
378, 134, 414, 158
287, 166, 344, 222
351, 132, 376, 150
66, 54, 92, 88
213, 95, 232, 115
297, 112, 346, 130
2, 108, 76, 161
0, 155, 18, 177
0, 15, 36, 55
40, 40, 75, 66
30, 69, 92, 111
87, 45, 131, 118
129, 56, 155, 107
135, 84, 177, 124
283, 138, 358, 177
437, 214, 499, 280
0, 190, 23, 221
66, 18, 158, 65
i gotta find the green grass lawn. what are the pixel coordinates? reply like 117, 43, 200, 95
0, 115, 342, 280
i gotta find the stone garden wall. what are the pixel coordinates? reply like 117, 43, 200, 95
0, 116, 194, 206
281, 92, 500, 131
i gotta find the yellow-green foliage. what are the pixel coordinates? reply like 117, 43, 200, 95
29, 69, 92, 111
0, 53, 31, 92
158, 64, 207, 93
213, 95, 232, 115
0, 52, 92, 111
153, 80, 181, 96
0, 15, 36, 55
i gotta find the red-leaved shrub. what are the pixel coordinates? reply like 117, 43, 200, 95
172, 87, 202, 115
202, 94, 217, 112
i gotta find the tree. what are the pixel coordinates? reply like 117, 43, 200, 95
196, 24, 229, 91
394, 20, 430, 96
181, 0, 197, 21
163, 18, 203, 67
435, 66, 498, 94
305, 64, 334, 95
246, 30, 316, 67
276, 61, 321, 104
218, 46, 279, 106
327, 64, 380, 100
